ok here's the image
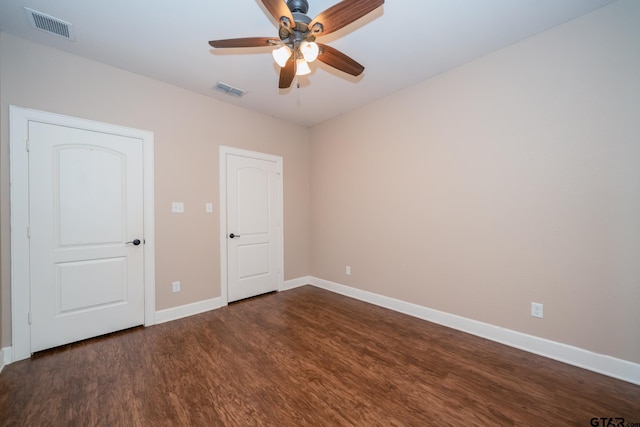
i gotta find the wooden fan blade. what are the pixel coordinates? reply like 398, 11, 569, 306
279, 59, 296, 89
209, 37, 277, 48
260, 0, 296, 27
309, 0, 384, 37
317, 44, 364, 76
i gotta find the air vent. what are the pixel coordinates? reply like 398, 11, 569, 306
214, 82, 246, 98
24, 7, 75, 41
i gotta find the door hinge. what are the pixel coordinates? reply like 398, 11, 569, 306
27, 226, 31, 238
26, 139, 30, 152
28, 312, 32, 324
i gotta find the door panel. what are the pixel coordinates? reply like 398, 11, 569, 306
237, 244, 270, 279
29, 121, 144, 352
227, 154, 280, 302
57, 146, 125, 245
56, 257, 127, 312
237, 168, 270, 233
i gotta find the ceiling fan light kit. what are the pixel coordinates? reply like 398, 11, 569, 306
295, 58, 312, 76
209, 0, 384, 89
300, 40, 319, 62
272, 45, 293, 67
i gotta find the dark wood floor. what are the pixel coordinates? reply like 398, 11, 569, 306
1, 286, 638, 426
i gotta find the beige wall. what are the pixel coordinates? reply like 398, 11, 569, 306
310, 0, 640, 363
0, 33, 310, 347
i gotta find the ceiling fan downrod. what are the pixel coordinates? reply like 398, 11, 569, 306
286, 0, 309, 14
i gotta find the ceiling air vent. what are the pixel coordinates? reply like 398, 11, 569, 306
24, 7, 75, 41
214, 82, 246, 98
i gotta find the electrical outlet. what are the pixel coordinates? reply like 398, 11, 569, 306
172, 281, 181, 293
346, 266, 351, 275
531, 302, 544, 318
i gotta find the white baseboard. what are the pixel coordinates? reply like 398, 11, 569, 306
305, 276, 640, 386
154, 297, 225, 325
283, 276, 312, 291
0, 347, 11, 373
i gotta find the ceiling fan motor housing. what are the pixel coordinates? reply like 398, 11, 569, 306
280, 2, 314, 41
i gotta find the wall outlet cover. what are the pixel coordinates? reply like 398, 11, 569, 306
531, 302, 544, 318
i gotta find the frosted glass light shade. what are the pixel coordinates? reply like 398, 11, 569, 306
272, 45, 292, 67
295, 59, 311, 76
301, 41, 319, 62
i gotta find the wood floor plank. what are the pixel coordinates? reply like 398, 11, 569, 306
1, 285, 638, 426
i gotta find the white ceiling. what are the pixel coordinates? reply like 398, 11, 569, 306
0, 0, 615, 127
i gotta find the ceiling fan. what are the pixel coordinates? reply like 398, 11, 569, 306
209, 0, 384, 89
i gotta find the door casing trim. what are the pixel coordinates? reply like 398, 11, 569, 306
219, 146, 284, 305
9, 106, 156, 361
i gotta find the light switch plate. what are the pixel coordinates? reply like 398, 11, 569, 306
206, 203, 213, 213
172, 202, 184, 213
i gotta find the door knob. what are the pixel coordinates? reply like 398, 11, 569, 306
126, 239, 142, 246
229, 233, 241, 239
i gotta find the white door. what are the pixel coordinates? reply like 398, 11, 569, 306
226, 153, 281, 302
28, 121, 145, 352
